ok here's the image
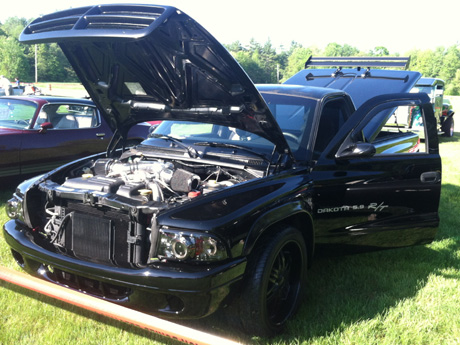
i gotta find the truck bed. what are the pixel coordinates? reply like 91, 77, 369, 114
373, 130, 420, 154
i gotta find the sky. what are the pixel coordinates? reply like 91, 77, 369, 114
1, 0, 459, 54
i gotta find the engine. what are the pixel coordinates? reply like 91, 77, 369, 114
60, 156, 249, 203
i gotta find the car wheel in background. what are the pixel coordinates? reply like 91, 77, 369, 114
442, 117, 454, 137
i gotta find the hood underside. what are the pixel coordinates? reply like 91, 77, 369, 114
20, 4, 290, 153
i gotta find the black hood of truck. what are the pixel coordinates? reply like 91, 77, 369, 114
19, 4, 290, 153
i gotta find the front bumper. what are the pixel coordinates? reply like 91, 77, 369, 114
3, 219, 246, 319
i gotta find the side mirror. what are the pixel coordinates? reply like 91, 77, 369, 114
336, 142, 376, 159
39, 121, 53, 133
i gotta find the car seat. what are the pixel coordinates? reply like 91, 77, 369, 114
54, 114, 79, 129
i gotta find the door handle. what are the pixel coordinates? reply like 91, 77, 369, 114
420, 171, 441, 183
96, 133, 106, 138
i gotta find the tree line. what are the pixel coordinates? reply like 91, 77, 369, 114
1, 17, 460, 95
0, 17, 78, 84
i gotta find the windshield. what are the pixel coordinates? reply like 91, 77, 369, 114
151, 92, 317, 160
262, 91, 316, 156
0, 99, 37, 129
153, 121, 275, 158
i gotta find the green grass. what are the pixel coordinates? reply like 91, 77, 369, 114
35, 82, 86, 91
35, 82, 88, 98
1, 134, 460, 345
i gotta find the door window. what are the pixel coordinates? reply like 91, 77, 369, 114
313, 98, 351, 159
0, 99, 37, 129
34, 104, 99, 129
362, 104, 427, 154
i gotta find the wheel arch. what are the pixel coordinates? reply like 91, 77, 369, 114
243, 202, 314, 265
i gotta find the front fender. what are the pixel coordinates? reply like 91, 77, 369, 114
243, 202, 314, 256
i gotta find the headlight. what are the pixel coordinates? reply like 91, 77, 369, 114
157, 229, 228, 262
6, 194, 24, 221
6, 175, 43, 227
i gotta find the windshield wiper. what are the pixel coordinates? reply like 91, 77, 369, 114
194, 142, 269, 163
150, 133, 198, 158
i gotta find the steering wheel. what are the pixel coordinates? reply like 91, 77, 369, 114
14, 119, 30, 127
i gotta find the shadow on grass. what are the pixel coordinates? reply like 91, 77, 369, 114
286, 241, 459, 338
438, 131, 460, 143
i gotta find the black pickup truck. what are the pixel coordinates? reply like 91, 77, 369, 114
3, 5, 441, 337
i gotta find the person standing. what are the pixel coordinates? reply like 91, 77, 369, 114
0, 75, 13, 95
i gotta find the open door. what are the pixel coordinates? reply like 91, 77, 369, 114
311, 92, 441, 253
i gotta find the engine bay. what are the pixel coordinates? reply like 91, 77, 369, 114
58, 151, 263, 205
27, 149, 265, 266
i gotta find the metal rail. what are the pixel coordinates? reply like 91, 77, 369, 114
304, 56, 411, 69
0, 266, 241, 345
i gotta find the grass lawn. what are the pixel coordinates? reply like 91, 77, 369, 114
35, 82, 88, 98
0, 133, 459, 345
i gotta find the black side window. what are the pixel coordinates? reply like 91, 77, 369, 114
313, 99, 350, 159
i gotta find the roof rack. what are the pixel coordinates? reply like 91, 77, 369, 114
304, 56, 411, 70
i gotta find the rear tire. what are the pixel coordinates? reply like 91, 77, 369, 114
442, 117, 454, 137
237, 225, 307, 337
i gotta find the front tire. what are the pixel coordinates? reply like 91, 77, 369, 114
237, 225, 307, 337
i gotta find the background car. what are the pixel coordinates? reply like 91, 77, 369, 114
411, 78, 455, 137
0, 96, 150, 179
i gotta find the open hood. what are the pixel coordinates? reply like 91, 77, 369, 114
19, 4, 290, 153
284, 57, 421, 108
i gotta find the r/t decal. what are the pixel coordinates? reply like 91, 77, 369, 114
368, 202, 389, 212
317, 202, 389, 214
